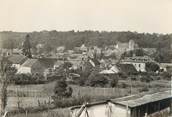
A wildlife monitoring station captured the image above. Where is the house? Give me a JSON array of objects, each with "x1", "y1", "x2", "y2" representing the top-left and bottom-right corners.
[
  {"x1": 7, "y1": 54, "x2": 27, "y2": 70},
  {"x1": 80, "y1": 58, "x2": 100, "y2": 72},
  {"x1": 69, "y1": 59, "x2": 82, "y2": 70},
  {"x1": 17, "y1": 58, "x2": 57, "y2": 76},
  {"x1": 143, "y1": 48, "x2": 157, "y2": 56},
  {"x1": 80, "y1": 44, "x2": 87, "y2": 52},
  {"x1": 53, "y1": 60, "x2": 64, "y2": 69},
  {"x1": 70, "y1": 90, "x2": 172, "y2": 117},
  {"x1": 115, "y1": 40, "x2": 137, "y2": 52},
  {"x1": 56, "y1": 46, "x2": 65, "y2": 53},
  {"x1": 99, "y1": 64, "x2": 120, "y2": 75},
  {"x1": 74, "y1": 44, "x2": 88, "y2": 53},
  {"x1": 121, "y1": 56, "x2": 155, "y2": 72}
]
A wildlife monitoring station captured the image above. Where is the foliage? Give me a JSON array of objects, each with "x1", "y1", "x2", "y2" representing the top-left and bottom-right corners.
[
  {"x1": 12, "y1": 73, "x2": 45, "y2": 84},
  {"x1": 107, "y1": 74, "x2": 119, "y2": 87},
  {"x1": 153, "y1": 49, "x2": 172, "y2": 63},
  {"x1": 160, "y1": 72, "x2": 171, "y2": 80},
  {"x1": 0, "y1": 56, "x2": 15, "y2": 115},
  {"x1": 22, "y1": 34, "x2": 32, "y2": 58},
  {"x1": 53, "y1": 79, "x2": 73, "y2": 99},
  {"x1": 1, "y1": 31, "x2": 171, "y2": 52},
  {"x1": 86, "y1": 73, "x2": 109, "y2": 87},
  {"x1": 85, "y1": 67, "x2": 118, "y2": 87},
  {"x1": 146, "y1": 62, "x2": 160, "y2": 72}
]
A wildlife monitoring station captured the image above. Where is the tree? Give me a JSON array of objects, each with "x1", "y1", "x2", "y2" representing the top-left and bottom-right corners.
[
  {"x1": 0, "y1": 55, "x2": 12, "y2": 115},
  {"x1": 53, "y1": 79, "x2": 73, "y2": 99},
  {"x1": 22, "y1": 34, "x2": 32, "y2": 58},
  {"x1": 135, "y1": 49, "x2": 144, "y2": 56},
  {"x1": 108, "y1": 74, "x2": 119, "y2": 87},
  {"x1": 85, "y1": 67, "x2": 109, "y2": 87},
  {"x1": 86, "y1": 73, "x2": 109, "y2": 87},
  {"x1": 146, "y1": 62, "x2": 159, "y2": 72}
]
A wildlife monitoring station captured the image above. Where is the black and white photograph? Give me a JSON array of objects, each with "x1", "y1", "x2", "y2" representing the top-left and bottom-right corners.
[{"x1": 0, "y1": 0, "x2": 172, "y2": 117}]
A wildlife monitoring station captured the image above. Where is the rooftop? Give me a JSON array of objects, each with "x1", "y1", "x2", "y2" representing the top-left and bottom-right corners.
[
  {"x1": 70, "y1": 90, "x2": 172, "y2": 110},
  {"x1": 8, "y1": 54, "x2": 27, "y2": 64},
  {"x1": 21, "y1": 59, "x2": 38, "y2": 67},
  {"x1": 111, "y1": 90, "x2": 172, "y2": 108},
  {"x1": 122, "y1": 56, "x2": 154, "y2": 63}
]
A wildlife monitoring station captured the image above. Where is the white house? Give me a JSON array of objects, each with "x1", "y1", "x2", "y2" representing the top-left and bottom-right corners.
[{"x1": 121, "y1": 56, "x2": 154, "y2": 72}]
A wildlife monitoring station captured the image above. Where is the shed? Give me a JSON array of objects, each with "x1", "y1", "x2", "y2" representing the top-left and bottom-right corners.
[{"x1": 70, "y1": 90, "x2": 172, "y2": 117}]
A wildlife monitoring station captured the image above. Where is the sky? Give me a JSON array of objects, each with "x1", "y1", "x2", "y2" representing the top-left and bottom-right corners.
[{"x1": 0, "y1": 0, "x2": 172, "y2": 33}]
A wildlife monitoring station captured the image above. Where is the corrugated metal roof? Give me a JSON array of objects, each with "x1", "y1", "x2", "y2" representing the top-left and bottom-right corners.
[
  {"x1": 70, "y1": 90, "x2": 172, "y2": 110},
  {"x1": 111, "y1": 90, "x2": 172, "y2": 108}
]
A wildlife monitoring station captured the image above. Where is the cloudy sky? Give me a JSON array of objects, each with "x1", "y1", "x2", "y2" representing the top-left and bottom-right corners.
[{"x1": 0, "y1": 0, "x2": 171, "y2": 33}]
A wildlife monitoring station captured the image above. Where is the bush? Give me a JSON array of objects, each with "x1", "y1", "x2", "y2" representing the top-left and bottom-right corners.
[
  {"x1": 118, "y1": 82, "x2": 128, "y2": 88},
  {"x1": 86, "y1": 74, "x2": 109, "y2": 87},
  {"x1": 107, "y1": 75, "x2": 119, "y2": 87},
  {"x1": 53, "y1": 79, "x2": 73, "y2": 99},
  {"x1": 146, "y1": 62, "x2": 160, "y2": 72},
  {"x1": 161, "y1": 72, "x2": 171, "y2": 80},
  {"x1": 12, "y1": 73, "x2": 45, "y2": 84}
]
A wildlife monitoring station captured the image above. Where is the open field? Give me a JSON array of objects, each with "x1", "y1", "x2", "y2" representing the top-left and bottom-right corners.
[{"x1": 11, "y1": 108, "x2": 70, "y2": 117}]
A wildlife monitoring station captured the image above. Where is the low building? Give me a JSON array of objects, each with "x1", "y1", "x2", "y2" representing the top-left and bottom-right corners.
[
  {"x1": 7, "y1": 54, "x2": 27, "y2": 70},
  {"x1": 17, "y1": 58, "x2": 57, "y2": 76},
  {"x1": 70, "y1": 90, "x2": 172, "y2": 117}
]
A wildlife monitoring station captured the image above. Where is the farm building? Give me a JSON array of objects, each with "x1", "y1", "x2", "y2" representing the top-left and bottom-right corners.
[
  {"x1": 121, "y1": 56, "x2": 155, "y2": 72},
  {"x1": 17, "y1": 58, "x2": 57, "y2": 75},
  {"x1": 70, "y1": 90, "x2": 172, "y2": 117}
]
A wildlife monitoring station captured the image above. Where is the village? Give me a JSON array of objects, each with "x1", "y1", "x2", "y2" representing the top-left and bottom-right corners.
[{"x1": 0, "y1": 32, "x2": 172, "y2": 117}]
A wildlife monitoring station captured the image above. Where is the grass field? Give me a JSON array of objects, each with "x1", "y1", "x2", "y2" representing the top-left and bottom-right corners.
[{"x1": 11, "y1": 108, "x2": 70, "y2": 117}]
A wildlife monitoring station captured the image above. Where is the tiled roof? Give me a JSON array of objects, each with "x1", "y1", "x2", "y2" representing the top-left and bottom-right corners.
[
  {"x1": 21, "y1": 58, "x2": 57, "y2": 68},
  {"x1": 8, "y1": 54, "x2": 27, "y2": 64},
  {"x1": 21, "y1": 59, "x2": 38, "y2": 67}
]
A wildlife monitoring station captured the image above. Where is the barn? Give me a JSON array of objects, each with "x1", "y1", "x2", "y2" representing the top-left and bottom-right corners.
[{"x1": 70, "y1": 90, "x2": 172, "y2": 117}]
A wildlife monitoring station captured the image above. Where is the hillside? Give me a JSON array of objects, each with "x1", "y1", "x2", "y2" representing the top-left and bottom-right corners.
[{"x1": 0, "y1": 31, "x2": 171, "y2": 50}]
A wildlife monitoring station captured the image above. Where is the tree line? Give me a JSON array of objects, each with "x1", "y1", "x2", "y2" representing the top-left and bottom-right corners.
[{"x1": 0, "y1": 30, "x2": 171, "y2": 51}]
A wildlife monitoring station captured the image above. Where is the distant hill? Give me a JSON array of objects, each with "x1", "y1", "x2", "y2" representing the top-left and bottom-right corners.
[{"x1": 0, "y1": 30, "x2": 171, "y2": 50}]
